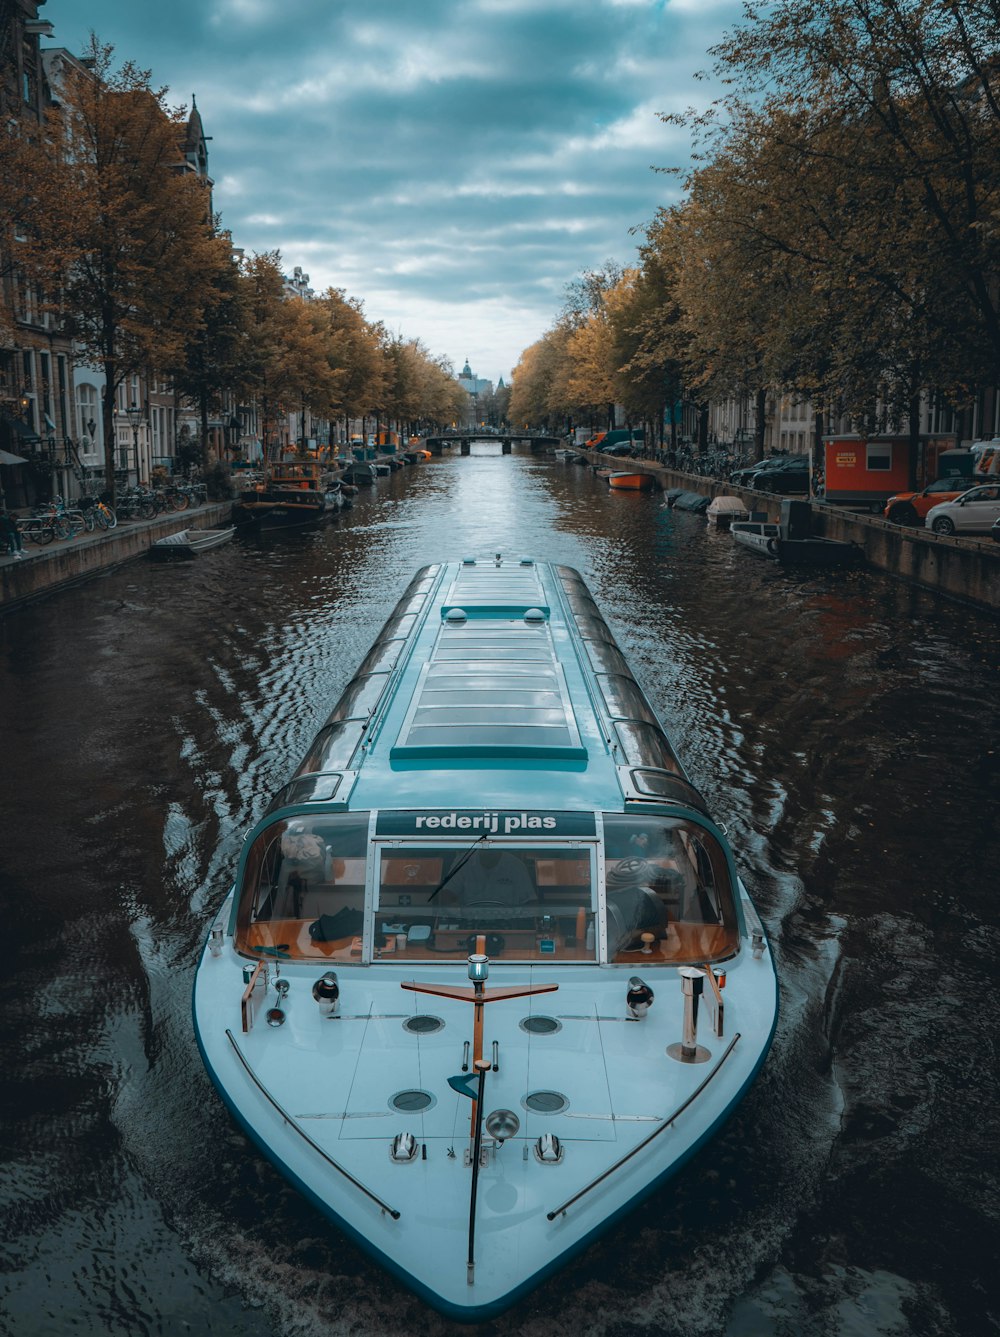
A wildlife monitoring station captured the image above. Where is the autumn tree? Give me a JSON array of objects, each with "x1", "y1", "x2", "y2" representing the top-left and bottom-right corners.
[
  {"x1": 164, "y1": 239, "x2": 248, "y2": 470},
  {"x1": 18, "y1": 39, "x2": 232, "y2": 498},
  {"x1": 677, "y1": 0, "x2": 1000, "y2": 464},
  {"x1": 310, "y1": 288, "x2": 386, "y2": 440},
  {"x1": 708, "y1": 0, "x2": 1000, "y2": 362},
  {"x1": 381, "y1": 338, "x2": 465, "y2": 434},
  {"x1": 508, "y1": 325, "x2": 576, "y2": 430},
  {"x1": 238, "y1": 252, "x2": 340, "y2": 455}
]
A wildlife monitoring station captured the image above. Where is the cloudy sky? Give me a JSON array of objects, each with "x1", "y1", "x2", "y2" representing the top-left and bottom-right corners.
[{"x1": 42, "y1": 0, "x2": 744, "y2": 385}]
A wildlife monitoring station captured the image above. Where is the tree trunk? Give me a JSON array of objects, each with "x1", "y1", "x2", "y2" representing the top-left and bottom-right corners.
[
  {"x1": 102, "y1": 366, "x2": 117, "y2": 503},
  {"x1": 908, "y1": 392, "x2": 922, "y2": 489},
  {"x1": 200, "y1": 388, "x2": 210, "y2": 474},
  {"x1": 754, "y1": 387, "x2": 767, "y2": 461}
]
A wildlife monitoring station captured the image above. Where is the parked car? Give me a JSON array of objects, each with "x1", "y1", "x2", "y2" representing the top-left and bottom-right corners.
[
  {"x1": 884, "y1": 476, "x2": 973, "y2": 525},
  {"x1": 925, "y1": 483, "x2": 1000, "y2": 535},
  {"x1": 730, "y1": 455, "x2": 789, "y2": 486},
  {"x1": 750, "y1": 457, "x2": 810, "y2": 495}
]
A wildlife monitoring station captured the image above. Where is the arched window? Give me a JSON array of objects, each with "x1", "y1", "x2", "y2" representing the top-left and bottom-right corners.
[{"x1": 76, "y1": 384, "x2": 99, "y2": 457}]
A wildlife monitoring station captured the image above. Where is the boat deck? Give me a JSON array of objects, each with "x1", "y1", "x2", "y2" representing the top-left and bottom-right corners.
[{"x1": 199, "y1": 943, "x2": 775, "y2": 1316}]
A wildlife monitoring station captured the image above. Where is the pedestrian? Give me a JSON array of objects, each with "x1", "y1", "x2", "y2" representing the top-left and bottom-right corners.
[{"x1": 1, "y1": 505, "x2": 25, "y2": 559}]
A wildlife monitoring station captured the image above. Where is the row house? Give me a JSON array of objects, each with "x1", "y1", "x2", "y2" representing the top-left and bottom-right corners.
[
  {"x1": 0, "y1": 0, "x2": 75, "y2": 508},
  {"x1": 0, "y1": 5, "x2": 229, "y2": 508},
  {"x1": 704, "y1": 385, "x2": 1000, "y2": 460}
]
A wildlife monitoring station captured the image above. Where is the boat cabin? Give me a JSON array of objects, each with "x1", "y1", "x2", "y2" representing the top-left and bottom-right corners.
[
  {"x1": 230, "y1": 557, "x2": 744, "y2": 974},
  {"x1": 233, "y1": 808, "x2": 741, "y2": 968}
]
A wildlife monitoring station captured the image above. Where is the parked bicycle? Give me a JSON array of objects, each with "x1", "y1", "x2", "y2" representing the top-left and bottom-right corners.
[
  {"x1": 116, "y1": 486, "x2": 158, "y2": 521},
  {"x1": 17, "y1": 511, "x2": 69, "y2": 544},
  {"x1": 178, "y1": 481, "x2": 207, "y2": 507},
  {"x1": 28, "y1": 499, "x2": 81, "y2": 539},
  {"x1": 48, "y1": 494, "x2": 91, "y2": 535},
  {"x1": 78, "y1": 494, "x2": 118, "y2": 530},
  {"x1": 158, "y1": 484, "x2": 190, "y2": 512}
]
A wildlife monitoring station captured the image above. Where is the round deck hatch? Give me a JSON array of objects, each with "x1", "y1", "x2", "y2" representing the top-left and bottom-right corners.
[
  {"x1": 389, "y1": 1089, "x2": 435, "y2": 1113},
  {"x1": 523, "y1": 1090, "x2": 569, "y2": 1114},
  {"x1": 519, "y1": 1015, "x2": 561, "y2": 1035},
  {"x1": 402, "y1": 1015, "x2": 445, "y2": 1035}
]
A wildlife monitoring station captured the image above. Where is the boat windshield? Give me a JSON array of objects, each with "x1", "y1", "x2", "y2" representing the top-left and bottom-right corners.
[
  {"x1": 376, "y1": 843, "x2": 595, "y2": 962},
  {"x1": 601, "y1": 813, "x2": 741, "y2": 964},
  {"x1": 232, "y1": 810, "x2": 740, "y2": 966},
  {"x1": 234, "y1": 813, "x2": 371, "y2": 962}
]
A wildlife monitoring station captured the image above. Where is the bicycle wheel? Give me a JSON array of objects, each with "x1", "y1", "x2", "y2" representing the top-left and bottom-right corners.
[
  {"x1": 93, "y1": 507, "x2": 109, "y2": 530},
  {"x1": 139, "y1": 500, "x2": 157, "y2": 520},
  {"x1": 53, "y1": 515, "x2": 73, "y2": 540},
  {"x1": 33, "y1": 525, "x2": 54, "y2": 545},
  {"x1": 174, "y1": 490, "x2": 190, "y2": 511},
  {"x1": 82, "y1": 510, "x2": 96, "y2": 532},
  {"x1": 104, "y1": 506, "x2": 118, "y2": 529},
  {"x1": 161, "y1": 493, "x2": 176, "y2": 513}
]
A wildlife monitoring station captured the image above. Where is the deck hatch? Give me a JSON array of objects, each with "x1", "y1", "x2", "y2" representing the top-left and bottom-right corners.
[
  {"x1": 391, "y1": 614, "x2": 586, "y2": 761},
  {"x1": 442, "y1": 562, "x2": 550, "y2": 618}
]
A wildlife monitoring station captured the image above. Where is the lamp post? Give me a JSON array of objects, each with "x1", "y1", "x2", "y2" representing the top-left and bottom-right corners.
[{"x1": 124, "y1": 402, "x2": 143, "y2": 483}]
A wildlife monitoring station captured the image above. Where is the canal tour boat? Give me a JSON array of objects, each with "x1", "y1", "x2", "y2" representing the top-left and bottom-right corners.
[{"x1": 193, "y1": 556, "x2": 778, "y2": 1320}]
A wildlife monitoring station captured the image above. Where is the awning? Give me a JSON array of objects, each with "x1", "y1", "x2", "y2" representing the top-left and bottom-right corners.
[
  {"x1": 0, "y1": 448, "x2": 28, "y2": 465},
  {"x1": 0, "y1": 411, "x2": 40, "y2": 445}
]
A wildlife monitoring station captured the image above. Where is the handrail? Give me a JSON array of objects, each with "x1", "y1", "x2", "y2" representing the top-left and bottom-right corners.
[
  {"x1": 225, "y1": 1029, "x2": 400, "y2": 1219},
  {"x1": 546, "y1": 1032, "x2": 741, "y2": 1221}
]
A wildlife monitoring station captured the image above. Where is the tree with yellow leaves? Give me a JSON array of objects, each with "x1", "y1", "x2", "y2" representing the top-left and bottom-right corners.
[{"x1": 16, "y1": 38, "x2": 233, "y2": 499}]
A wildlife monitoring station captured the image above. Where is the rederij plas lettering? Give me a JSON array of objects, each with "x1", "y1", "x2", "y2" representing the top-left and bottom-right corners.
[{"x1": 414, "y1": 812, "x2": 558, "y2": 834}]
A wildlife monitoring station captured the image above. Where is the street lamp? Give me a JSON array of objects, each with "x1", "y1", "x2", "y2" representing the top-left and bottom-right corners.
[{"x1": 124, "y1": 402, "x2": 143, "y2": 481}]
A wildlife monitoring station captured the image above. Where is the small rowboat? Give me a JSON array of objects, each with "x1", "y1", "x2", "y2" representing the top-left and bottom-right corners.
[
  {"x1": 150, "y1": 526, "x2": 235, "y2": 560},
  {"x1": 608, "y1": 471, "x2": 655, "y2": 491}
]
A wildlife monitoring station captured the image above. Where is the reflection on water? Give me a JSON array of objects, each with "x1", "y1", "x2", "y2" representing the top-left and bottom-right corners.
[{"x1": 1, "y1": 445, "x2": 998, "y2": 1337}]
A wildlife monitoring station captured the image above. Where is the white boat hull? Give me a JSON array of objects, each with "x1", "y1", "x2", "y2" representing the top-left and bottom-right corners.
[{"x1": 194, "y1": 896, "x2": 777, "y2": 1319}]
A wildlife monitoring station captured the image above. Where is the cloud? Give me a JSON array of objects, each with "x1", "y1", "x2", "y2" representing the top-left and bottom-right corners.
[{"x1": 43, "y1": 0, "x2": 744, "y2": 381}]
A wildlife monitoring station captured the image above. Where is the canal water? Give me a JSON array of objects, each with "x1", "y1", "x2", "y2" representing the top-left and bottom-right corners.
[{"x1": 1, "y1": 445, "x2": 997, "y2": 1337}]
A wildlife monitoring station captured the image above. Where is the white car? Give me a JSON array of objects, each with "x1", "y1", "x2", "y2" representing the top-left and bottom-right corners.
[{"x1": 925, "y1": 483, "x2": 1000, "y2": 535}]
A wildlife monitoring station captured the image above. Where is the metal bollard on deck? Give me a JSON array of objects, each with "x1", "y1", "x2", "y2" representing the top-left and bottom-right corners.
[{"x1": 666, "y1": 966, "x2": 712, "y2": 1063}]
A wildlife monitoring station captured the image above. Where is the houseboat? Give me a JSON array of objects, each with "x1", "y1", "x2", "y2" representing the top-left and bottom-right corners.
[
  {"x1": 193, "y1": 556, "x2": 778, "y2": 1320},
  {"x1": 233, "y1": 458, "x2": 342, "y2": 531}
]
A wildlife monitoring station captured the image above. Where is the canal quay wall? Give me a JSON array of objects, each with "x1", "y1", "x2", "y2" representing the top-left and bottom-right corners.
[
  {"x1": 0, "y1": 501, "x2": 234, "y2": 614},
  {"x1": 585, "y1": 450, "x2": 1000, "y2": 612}
]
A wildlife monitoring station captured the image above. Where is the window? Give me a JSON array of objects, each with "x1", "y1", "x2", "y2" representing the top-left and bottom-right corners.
[
  {"x1": 602, "y1": 814, "x2": 740, "y2": 965},
  {"x1": 376, "y1": 842, "x2": 595, "y2": 962},
  {"x1": 234, "y1": 814, "x2": 370, "y2": 962},
  {"x1": 867, "y1": 442, "x2": 892, "y2": 471}
]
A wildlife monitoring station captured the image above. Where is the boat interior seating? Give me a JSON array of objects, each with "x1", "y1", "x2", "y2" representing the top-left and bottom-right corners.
[{"x1": 235, "y1": 815, "x2": 741, "y2": 965}]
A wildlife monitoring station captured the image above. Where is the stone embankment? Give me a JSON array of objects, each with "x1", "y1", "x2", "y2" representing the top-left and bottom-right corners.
[
  {"x1": 585, "y1": 451, "x2": 1000, "y2": 611},
  {"x1": 1, "y1": 501, "x2": 234, "y2": 613}
]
